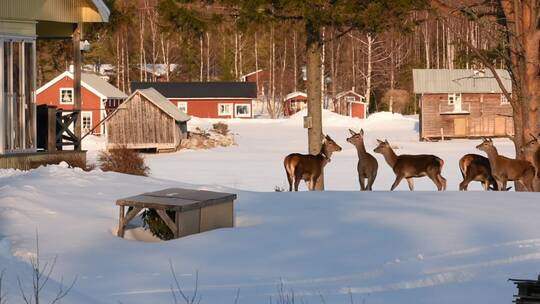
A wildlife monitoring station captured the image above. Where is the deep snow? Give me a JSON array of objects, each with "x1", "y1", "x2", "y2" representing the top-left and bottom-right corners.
[{"x1": 0, "y1": 111, "x2": 537, "y2": 304}]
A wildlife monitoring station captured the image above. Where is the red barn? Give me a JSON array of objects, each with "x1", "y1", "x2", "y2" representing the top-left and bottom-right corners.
[
  {"x1": 36, "y1": 71, "x2": 128, "y2": 135},
  {"x1": 131, "y1": 82, "x2": 257, "y2": 119},
  {"x1": 283, "y1": 91, "x2": 307, "y2": 116},
  {"x1": 333, "y1": 90, "x2": 367, "y2": 119}
]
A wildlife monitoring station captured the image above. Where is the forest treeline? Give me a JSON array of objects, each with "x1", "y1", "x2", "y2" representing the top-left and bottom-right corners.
[{"x1": 36, "y1": 0, "x2": 500, "y2": 115}]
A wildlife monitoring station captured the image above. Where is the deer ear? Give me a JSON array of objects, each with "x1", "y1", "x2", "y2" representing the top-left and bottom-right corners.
[
  {"x1": 349, "y1": 129, "x2": 356, "y2": 136},
  {"x1": 360, "y1": 129, "x2": 364, "y2": 136},
  {"x1": 325, "y1": 134, "x2": 331, "y2": 140},
  {"x1": 385, "y1": 139, "x2": 389, "y2": 144},
  {"x1": 376, "y1": 139, "x2": 383, "y2": 144}
]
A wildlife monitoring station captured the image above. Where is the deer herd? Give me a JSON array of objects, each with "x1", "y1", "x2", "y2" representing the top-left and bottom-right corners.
[{"x1": 284, "y1": 130, "x2": 540, "y2": 192}]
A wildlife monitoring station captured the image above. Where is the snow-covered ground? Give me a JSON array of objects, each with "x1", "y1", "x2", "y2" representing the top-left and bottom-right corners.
[{"x1": 1, "y1": 111, "x2": 537, "y2": 304}]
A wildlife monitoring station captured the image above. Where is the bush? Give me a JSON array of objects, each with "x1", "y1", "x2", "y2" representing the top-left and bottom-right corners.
[
  {"x1": 30, "y1": 154, "x2": 94, "y2": 171},
  {"x1": 141, "y1": 209, "x2": 175, "y2": 240},
  {"x1": 98, "y1": 146, "x2": 149, "y2": 176},
  {"x1": 212, "y1": 122, "x2": 229, "y2": 135}
]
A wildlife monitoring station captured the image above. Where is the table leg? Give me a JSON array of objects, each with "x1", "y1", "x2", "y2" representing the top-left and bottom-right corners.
[{"x1": 117, "y1": 205, "x2": 125, "y2": 237}]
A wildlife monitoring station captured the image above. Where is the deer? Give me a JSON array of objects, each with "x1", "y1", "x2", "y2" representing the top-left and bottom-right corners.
[
  {"x1": 459, "y1": 154, "x2": 499, "y2": 191},
  {"x1": 476, "y1": 137, "x2": 535, "y2": 191},
  {"x1": 284, "y1": 134, "x2": 342, "y2": 191},
  {"x1": 346, "y1": 129, "x2": 378, "y2": 190},
  {"x1": 520, "y1": 133, "x2": 540, "y2": 179},
  {"x1": 373, "y1": 139, "x2": 446, "y2": 191}
]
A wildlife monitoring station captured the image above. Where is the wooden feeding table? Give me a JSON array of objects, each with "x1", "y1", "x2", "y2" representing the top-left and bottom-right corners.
[
  {"x1": 116, "y1": 188, "x2": 236, "y2": 239},
  {"x1": 510, "y1": 275, "x2": 540, "y2": 303}
]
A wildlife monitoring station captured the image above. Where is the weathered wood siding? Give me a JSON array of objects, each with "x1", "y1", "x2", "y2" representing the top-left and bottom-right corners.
[
  {"x1": 107, "y1": 93, "x2": 181, "y2": 150},
  {"x1": 0, "y1": 150, "x2": 86, "y2": 170},
  {"x1": 420, "y1": 93, "x2": 514, "y2": 140}
]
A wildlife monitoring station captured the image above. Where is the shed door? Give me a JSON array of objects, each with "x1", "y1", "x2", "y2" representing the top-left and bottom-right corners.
[
  {"x1": 454, "y1": 118, "x2": 467, "y2": 137},
  {"x1": 494, "y1": 117, "x2": 507, "y2": 135}
]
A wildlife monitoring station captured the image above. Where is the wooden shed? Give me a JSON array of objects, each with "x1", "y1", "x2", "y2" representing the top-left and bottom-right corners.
[
  {"x1": 283, "y1": 91, "x2": 307, "y2": 116},
  {"x1": 413, "y1": 69, "x2": 513, "y2": 141},
  {"x1": 106, "y1": 88, "x2": 190, "y2": 152},
  {"x1": 332, "y1": 90, "x2": 367, "y2": 119}
]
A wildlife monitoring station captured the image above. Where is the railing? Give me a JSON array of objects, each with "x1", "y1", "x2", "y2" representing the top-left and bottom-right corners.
[{"x1": 439, "y1": 102, "x2": 471, "y2": 114}]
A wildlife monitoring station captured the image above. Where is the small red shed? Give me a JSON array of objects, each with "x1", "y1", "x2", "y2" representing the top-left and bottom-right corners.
[
  {"x1": 131, "y1": 82, "x2": 257, "y2": 119},
  {"x1": 283, "y1": 91, "x2": 307, "y2": 116},
  {"x1": 36, "y1": 71, "x2": 128, "y2": 135},
  {"x1": 333, "y1": 90, "x2": 367, "y2": 119}
]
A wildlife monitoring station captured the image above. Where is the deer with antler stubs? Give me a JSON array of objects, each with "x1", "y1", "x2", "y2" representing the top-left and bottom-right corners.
[
  {"x1": 284, "y1": 134, "x2": 342, "y2": 191},
  {"x1": 347, "y1": 129, "x2": 378, "y2": 191},
  {"x1": 476, "y1": 137, "x2": 535, "y2": 191},
  {"x1": 373, "y1": 139, "x2": 447, "y2": 191}
]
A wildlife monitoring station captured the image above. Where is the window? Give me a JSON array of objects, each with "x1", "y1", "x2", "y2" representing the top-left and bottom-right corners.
[
  {"x1": 448, "y1": 93, "x2": 461, "y2": 105},
  {"x1": 345, "y1": 96, "x2": 356, "y2": 103},
  {"x1": 218, "y1": 103, "x2": 232, "y2": 116},
  {"x1": 501, "y1": 94, "x2": 510, "y2": 104},
  {"x1": 81, "y1": 112, "x2": 92, "y2": 133},
  {"x1": 177, "y1": 101, "x2": 188, "y2": 113},
  {"x1": 235, "y1": 104, "x2": 251, "y2": 118},
  {"x1": 60, "y1": 88, "x2": 73, "y2": 104}
]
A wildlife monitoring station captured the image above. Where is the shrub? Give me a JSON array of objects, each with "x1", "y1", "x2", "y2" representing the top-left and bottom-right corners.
[
  {"x1": 29, "y1": 153, "x2": 94, "y2": 171},
  {"x1": 141, "y1": 209, "x2": 175, "y2": 240},
  {"x1": 212, "y1": 122, "x2": 229, "y2": 135},
  {"x1": 98, "y1": 146, "x2": 149, "y2": 176}
]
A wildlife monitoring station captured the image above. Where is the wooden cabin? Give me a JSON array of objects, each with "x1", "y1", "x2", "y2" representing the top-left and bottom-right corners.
[
  {"x1": 413, "y1": 69, "x2": 513, "y2": 141},
  {"x1": 0, "y1": 0, "x2": 109, "y2": 169},
  {"x1": 332, "y1": 90, "x2": 367, "y2": 119},
  {"x1": 37, "y1": 71, "x2": 128, "y2": 135},
  {"x1": 106, "y1": 88, "x2": 190, "y2": 152},
  {"x1": 283, "y1": 91, "x2": 307, "y2": 116},
  {"x1": 131, "y1": 82, "x2": 257, "y2": 119}
]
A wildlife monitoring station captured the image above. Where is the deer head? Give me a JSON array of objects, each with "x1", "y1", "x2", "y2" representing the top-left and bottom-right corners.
[
  {"x1": 346, "y1": 129, "x2": 365, "y2": 146},
  {"x1": 322, "y1": 134, "x2": 342, "y2": 159},
  {"x1": 475, "y1": 137, "x2": 495, "y2": 153},
  {"x1": 520, "y1": 133, "x2": 540, "y2": 153},
  {"x1": 373, "y1": 139, "x2": 391, "y2": 154}
]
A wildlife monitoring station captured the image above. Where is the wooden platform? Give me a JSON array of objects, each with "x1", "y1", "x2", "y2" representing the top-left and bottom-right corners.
[
  {"x1": 0, "y1": 150, "x2": 87, "y2": 170},
  {"x1": 116, "y1": 188, "x2": 236, "y2": 239}
]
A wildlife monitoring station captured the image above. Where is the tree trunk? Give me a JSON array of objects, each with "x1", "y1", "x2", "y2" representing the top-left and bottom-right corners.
[{"x1": 306, "y1": 20, "x2": 323, "y2": 190}]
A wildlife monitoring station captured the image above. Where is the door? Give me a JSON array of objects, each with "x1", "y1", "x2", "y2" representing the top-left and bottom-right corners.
[
  {"x1": 494, "y1": 117, "x2": 506, "y2": 135},
  {"x1": 454, "y1": 118, "x2": 467, "y2": 137}
]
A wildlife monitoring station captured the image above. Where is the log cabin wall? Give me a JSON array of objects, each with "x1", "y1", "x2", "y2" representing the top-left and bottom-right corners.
[
  {"x1": 420, "y1": 93, "x2": 513, "y2": 140},
  {"x1": 107, "y1": 93, "x2": 180, "y2": 150}
]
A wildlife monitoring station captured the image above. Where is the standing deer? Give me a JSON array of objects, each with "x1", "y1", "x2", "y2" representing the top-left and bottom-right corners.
[
  {"x1": 520, "y1": 133, "x2": 540, "y2": 179},
  {"x1": 373, "y1": 139, "x2": 446, "y2": 191},
  {"x1": 346, "y1": 129, "x2": 378, "y2": 190},
  {"x1": 476, "y1": 138, "x2": 535, "y2": 191},
  {"x1": 459, "y1": 154, "x2": 498, "y2": 191},
  {"x1": 284, "y1": 134, "x2": 342, "y2": 191}
]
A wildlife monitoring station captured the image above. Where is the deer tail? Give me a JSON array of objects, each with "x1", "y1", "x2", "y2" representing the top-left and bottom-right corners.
[{"x1": 437, "y1": 157, "x2": 445, "y2": 170}]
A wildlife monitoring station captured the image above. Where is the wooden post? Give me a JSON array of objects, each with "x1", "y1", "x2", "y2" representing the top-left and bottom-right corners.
[
  {"x1": 47, "y1": 107, "x2": 56, "y2": 151},
  {"x1": 306, "y1": 22, "x2": 324, "y2": 190},
  {"x1": 117, "y1": 205, "x2": 125, "y2": 237},
  {"x1": 73, "y1": 23, "x2": 82, "y2": 150}
]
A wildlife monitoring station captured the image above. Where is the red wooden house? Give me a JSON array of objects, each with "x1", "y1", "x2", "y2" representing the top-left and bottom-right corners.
[
  {"x1": 283, "y1": 91, "x2": 307, "y2": 116},
  {"x1": 131, "y1": 82, "x2": 257, "y2": 119},
  {"x1": 332, "y1": 90, "x2": 367, "y2": 119},
  {"x1": 36, "y1": 71, "x2": 128, "y2": 135}
]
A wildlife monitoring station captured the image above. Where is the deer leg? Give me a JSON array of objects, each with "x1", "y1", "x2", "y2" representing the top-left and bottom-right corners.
[
  {"x1": 438, "y1": 174, "x2": 447, "y2": 191},
  {"x1": 367, "y1": 171, "x2": 377, "y2": 191},
  {"x1": 406, "y1": 178, "x2": 414, "y2": 191},
  {"x1": 309, "y1": 176, "x2": 318, "y2": 191},
  {"x1": 286, "y1": 172, "x2": 293, "y2": 192},
  {"x1": 482, "y1": 180, "x2": 489, "y2": 191},
  {"x1": 427, "y1": 171, "x2": 443, "y2": 191},
  {"x1": 390, "y1": 175, "x2": 404, "y2": 191},
  {"x1": 459, "y1": 174, "x2": 474, "y2": 191}
]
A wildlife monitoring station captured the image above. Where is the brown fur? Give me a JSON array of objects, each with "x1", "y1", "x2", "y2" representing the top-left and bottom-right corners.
[
  {"x1": 373, "y1": 139, "x2": 446, "y2": 191},
  {"x1": 476, "y1": 138, "x2": 535, "y2": 191},
  {"x1": 347, "y1": 129, "x2": 378, "y2": 191},
  {"x1": 459, "y1": 154, "x2": 498, "y2": 191},
  {"x1": 284, "y1": 135, "x2": 342, "y2": 191}
]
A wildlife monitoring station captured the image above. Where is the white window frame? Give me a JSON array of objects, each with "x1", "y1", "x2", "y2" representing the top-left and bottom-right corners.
[
  {"x1": 59, "y1": 87, "x2": 74, "y2": 104},
  {"x1": 218, "y1": 103, "x2": 233, "y2": 116},
  {"x1": 81, "y1": 111, "x2": 92, "y2": 133},
  {"x1": 501, "y1": 94, "x2": 510, "y2": 105},
  {"x1": 177, "y1": 101, "x2": 188, "y2": 113},
  {"x1": 448, "y1": 93, "x2": 461, "y2": 105},
  {"x1": 234, "y1": 104, "x2": 251, "y2": 118}
]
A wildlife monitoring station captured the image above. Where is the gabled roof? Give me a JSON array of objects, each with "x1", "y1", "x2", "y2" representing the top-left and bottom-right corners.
[
  {"x1": 131, "y1": 88, "x2": 190, "y2": 122},
  {"x1": 335, "y1": 90, "x2": 365, "y2": 102},
  {"x1": 412, "y1": 69, "x2": 512, "y2": 94},
  {"x1": 240, "y1": 69, "x2": 263, "y2": 81},
  {"x1": 285, "y1": 91, "x2": 307, "y2": 101},
  {"x1": 131, "y1": 82, "x2": 257, "y2": 99},
  {"x1": 36, "y1": 71, "x2": 128, "y2": 99}
]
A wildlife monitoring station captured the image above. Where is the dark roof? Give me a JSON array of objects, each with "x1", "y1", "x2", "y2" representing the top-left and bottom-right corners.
[{"x1": 130, "y1": 82, "x2": 257, "y2": 99}]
